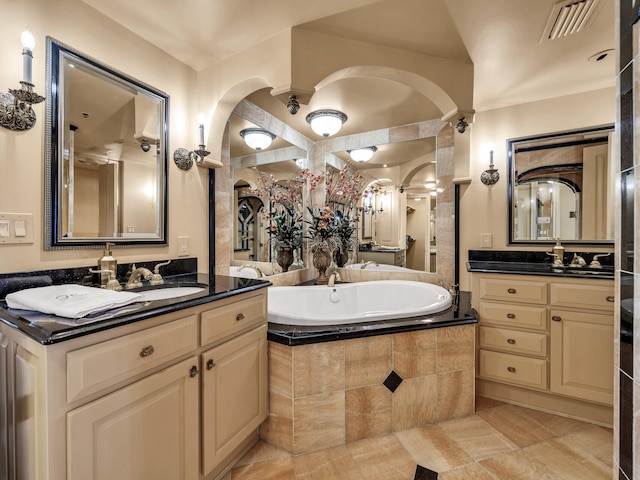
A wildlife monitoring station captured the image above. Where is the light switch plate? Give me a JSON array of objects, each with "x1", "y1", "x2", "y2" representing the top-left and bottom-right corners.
[
  {"x1": 481, "y1": 233, "x2": 492, "y2": 248},
  {"x1": 0, "y1": 213, "x2": 34, "y2": 244},
  {"x1": 178, "y1": 236, "x2": 190, "y2": 257}
]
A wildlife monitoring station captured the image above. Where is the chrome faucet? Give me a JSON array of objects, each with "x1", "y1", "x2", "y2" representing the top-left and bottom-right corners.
[
  {"x1": 238, "y1": 265, "x2": 264, "y2": 277},
  {"x1": 126, "y1": 264, "x2": 153, "y2": 289}
]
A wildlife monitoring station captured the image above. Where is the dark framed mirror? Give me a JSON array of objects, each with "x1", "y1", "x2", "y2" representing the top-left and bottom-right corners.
[
  {"x1": 507, "y1": 124, "x2": 615, "y2": 245},
  {"x1": 44, "y1": 38, "x2": 169, "y2": 249}
]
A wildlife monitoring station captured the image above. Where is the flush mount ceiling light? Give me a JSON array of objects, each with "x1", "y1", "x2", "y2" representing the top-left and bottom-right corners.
[
  {"x1": 348, "y1": 146, "x2": 377, "y2": 163},
  {"x1": 240, "y1": 128, "x2": 276, "y2": 150},
  {"x1": 305, "y1": 109, "x2": 347, "y2": 137}
]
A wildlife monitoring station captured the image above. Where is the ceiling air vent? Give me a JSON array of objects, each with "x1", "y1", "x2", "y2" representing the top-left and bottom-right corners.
[{"x1": 540, "y1": 0, "x2": 602, "y2": 42}]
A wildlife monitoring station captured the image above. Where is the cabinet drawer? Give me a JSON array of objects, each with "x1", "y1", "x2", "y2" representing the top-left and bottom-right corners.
[
  {"x1": 549, "y1": 282, "x2": 615, "y2": 311},
  {"x1": 200, "y1": 292, "x2": 266, "y2": 346},
  {"x1": 67, "y1": 315, "x2": 198, "y2": 403},
  {"x1": 478, "y1": 301, "x2": 547, "y2": 330},
  {"x1": 479, "y1": 349, "x2": 547, "y2": 389},
  {"x1": 479, "y1": 326, "x2": 547, "y2": 357},
  {"x1": 479, "y1": 277, "x2": 547, "y2": 304}
]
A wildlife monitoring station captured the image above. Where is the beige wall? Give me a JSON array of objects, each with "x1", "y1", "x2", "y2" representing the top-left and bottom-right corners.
[
  {"x1": 458, "y1": 87, "x2": 616, "y2": 291},
  {"x1": 0, "y1": 0, "x2": 209, "y2": 274}
]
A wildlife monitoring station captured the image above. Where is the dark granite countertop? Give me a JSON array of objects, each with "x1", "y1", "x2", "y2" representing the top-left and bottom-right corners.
[
  {"x1": 0, "y1": 273, "x2": 271, "y2": 344},
  {"x1": 466, "y1": 250, "x2": 614, "y2": 280},
  {"x1": 267, "y1": 291, "x2": 477, "y2": 346}
]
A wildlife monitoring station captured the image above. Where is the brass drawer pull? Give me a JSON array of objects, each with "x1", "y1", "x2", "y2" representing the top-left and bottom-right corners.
[
  {"x1": 507, "y1": 288, "x2": 517, "y2": 294},
  {"x1": 206, "y1": 359, "x2": 215, "y2": 370},
  {"x1": 506, "y1": 313, "x2": 516, "y2": 319},
  {"x1": 190, "y1": 365, "x2": 199, "y2": 378},
  {"x1": 236, "y1": 313, "x2": 245, "y2": 321},
  {"x1": 507, "y1": 366, "x2": 516, "y2": 373},
  {"x1": 606, "y1": 296, "x2": 614, "y2": 303},
  {"x1": 507, "y1": 338, "x2": 516, "y2": 345},
  {"x1": 139, "y1": 345, "x2": 155, "y2": 358},
  {"x1": 551, "y1": 315, "x2": 562, "y2": 322}
]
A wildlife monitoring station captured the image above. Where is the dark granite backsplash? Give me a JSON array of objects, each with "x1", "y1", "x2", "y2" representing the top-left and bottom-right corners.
[
  {"x1": 468, "y1": 249, "x2": 614, "y2": 268},
  {"x1": 0, "y1": 257, "x2": 198, "y2": 299}
]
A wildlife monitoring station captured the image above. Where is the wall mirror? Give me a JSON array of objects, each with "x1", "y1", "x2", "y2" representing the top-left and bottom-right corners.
[
  {"x1": 44, "y1": 38, "x2": 169, "y2": 249},
  {"x1": 507, "y1": 124, "x2": 615, "y2": 244},
  {"x1": 230, "y1": 114, "x2": 307, "y2": 274}
]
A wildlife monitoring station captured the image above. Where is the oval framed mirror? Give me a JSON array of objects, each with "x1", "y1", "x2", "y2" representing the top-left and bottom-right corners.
[{"x1": 44, "y1": 38, "x2": 169, "y2": 249}]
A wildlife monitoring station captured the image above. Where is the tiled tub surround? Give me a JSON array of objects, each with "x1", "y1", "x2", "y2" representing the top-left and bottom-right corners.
[{"x1": 260, "y1": 322, "x2": 476, "y2": 455}]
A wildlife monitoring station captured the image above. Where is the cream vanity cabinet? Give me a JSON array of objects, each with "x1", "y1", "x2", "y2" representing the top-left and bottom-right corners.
[
  {"x1": 0, "y1": 288, "x2": 268, "y2": 480},
  {"x1": 473, "y1": 273, "x2": 614, "y2": 424}
]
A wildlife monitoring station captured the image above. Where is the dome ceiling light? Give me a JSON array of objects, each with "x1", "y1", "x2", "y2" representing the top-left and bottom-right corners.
[
  {"x1": 305, "y1": 109, "x2": 347, "y2": 137},
  {"x1": 348, "y1": 146, "x2": 377, "y2": 163},
  {"x1": 239, "y1": 128, "x2": 276, "y2": 151}
]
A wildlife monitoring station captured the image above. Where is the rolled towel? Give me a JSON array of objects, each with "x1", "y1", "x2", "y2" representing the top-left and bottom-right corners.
[{"x1": 6, "y1": 285, "x2": 142, "y2": 319}]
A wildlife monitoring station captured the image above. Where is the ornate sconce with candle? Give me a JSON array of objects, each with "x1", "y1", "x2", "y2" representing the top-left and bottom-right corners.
[
  {"x1": 0, "y1": 29, "x2": 45, "y2": 131},
  {"x1": 173, "y1": 118, "x2": 212, "y2": 170}
]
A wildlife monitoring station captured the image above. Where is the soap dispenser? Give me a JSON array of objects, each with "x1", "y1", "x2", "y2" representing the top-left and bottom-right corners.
[
  {"x1": 552, "y1": 238, "x2": 565, "y2": 265},
  {"x1": 97, "y1": 243, "x2": 117, "y2": 287}
]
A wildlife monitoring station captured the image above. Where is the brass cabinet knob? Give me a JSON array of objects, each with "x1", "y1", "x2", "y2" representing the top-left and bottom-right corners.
[
  {"x1": 606, "y1": 296, "x2": 614, "y2": 303},
  {"x1": 206, "y1": 359, "x2": 215, "y2": 370},
  {"x1": 139, "y1": 345, "x2": 155, "y2": 358},
  {"x1": 507, "y1": 288, "x2": 517, "y2": 294},
  {"x1": 551, "y1": 315, "x2": 562, "y2": 322},
  {"x1": 236, "y1": 313, "x2": 245, "y2": 321},
  {"x1": 190, "y1": 365, "x2": 199, "y2": 378},
  {"x1": 507, "y1": 313, "x2": 516, "y2": 319},
  {"x1": 507, "y1": 366, "x2": 516, "y2": 373},
  {"x1": 507, "y1": 338, "x2": 516, "y2": 344}
]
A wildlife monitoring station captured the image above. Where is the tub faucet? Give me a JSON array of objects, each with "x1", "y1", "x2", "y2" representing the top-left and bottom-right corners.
[
  {"x1": 328, "y1": 272, "x2": 338, "y2": 288},
  {"x1": 239, "y1": 265, "x2": 264, "y2": 277},
  {"x1": 361, "y1": 261, "x2": 379, "y2": 269},
  {"x1": 126, "y1": 265, "x2": 153, "y2": 289}
]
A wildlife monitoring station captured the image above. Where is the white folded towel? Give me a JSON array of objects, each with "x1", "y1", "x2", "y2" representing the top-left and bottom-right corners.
[{"x1": 5, "y1": 285, "x2": 142, "y2": 319}]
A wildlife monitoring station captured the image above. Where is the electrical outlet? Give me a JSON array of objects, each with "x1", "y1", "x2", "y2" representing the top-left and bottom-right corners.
[
  {"x1": 178, "y1": 236, "x2": 190, "y2": 257},
  {"x1": 481, "y1": 233, "x2": 492, "y2": 248}
]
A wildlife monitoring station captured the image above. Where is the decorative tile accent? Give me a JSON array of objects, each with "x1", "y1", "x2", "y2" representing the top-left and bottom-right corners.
[
  {"x1": 414, "y1": 464, "x2": 438, "y2": 480},
  {"x1": 383, "y1": 370, "x2": 403, "y2": 393}
]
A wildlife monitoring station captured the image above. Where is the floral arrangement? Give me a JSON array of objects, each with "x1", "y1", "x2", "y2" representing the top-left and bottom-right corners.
[{"x1": 250, "y1": 171, "x2": 304, "y2": 250}]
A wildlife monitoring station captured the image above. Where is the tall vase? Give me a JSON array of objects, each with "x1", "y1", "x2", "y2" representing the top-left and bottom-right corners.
[
  {"x1": 312, "y1": 245, "x2": 332, "y2": 284},
  {"x1": 276, "y1": 245, "x2": 294, "y2": 272}
]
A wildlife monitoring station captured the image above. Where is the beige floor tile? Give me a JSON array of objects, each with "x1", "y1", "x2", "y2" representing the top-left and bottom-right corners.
[
  {"x1": 556, "y1": 425, "x2": 614, "y2": 468},
  {"x1": 438, "y1": 415, "x2": 518, "y2": 461},
  {"x1": 519, "y1": 407, "x2": 593, "y2": 437},
  {"x1": 475, "y1": 395, "x2": 506, "y2": 412},
  {"x1": 293, "y1": 391, "x2": 345, "y2": 454},
  {"x1": 231, "y1": 456, "x2": 296, "y2": 480},
  {"x1": 438, "y1": 463, "x2": 496, "y2": 480},
  {"x1": 395, "y1": 424, "x2": 473, "y2": 472},
  {"x1": 293, "y1": 445, "x2": 362, "y2": 480},
  {"x1": 344, "y1": 336, "x2": 392, "y2": 389},
  {"x1": 477, "y1": 403, "x2": 557, "y2": 448},
  {"x1": 345, "y1": 385, "x2": 392, "y2": 442},
  {"x1": 479, "y1": 450, "x2": 561, "y2": 480},
  {"x1": 525, "y1": 438, "x2": 612, "y2": 480},
  {"x1": 393, "y1": 375, "x2": 438, "y2": 431},
  {"x1": 346, "y1": 434, "x2": 417, "y2": 480},
  {"x1": 234, "y1": 440, "x2": 290, "y2": 467}
]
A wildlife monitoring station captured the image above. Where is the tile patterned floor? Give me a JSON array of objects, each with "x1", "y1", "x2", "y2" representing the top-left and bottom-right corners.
[{"x1": 222, "y1": 397, "x2": 613, "y2": 480}]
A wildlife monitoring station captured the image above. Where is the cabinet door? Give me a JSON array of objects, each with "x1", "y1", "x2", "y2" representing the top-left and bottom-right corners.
[
  {"x1": 202, "y1": 325, "x2": 267, "y2": 476},
  {"x1": 550, "y1": 309, "x2": 614, "y2": 405},
  {"x1": 67, "y1": 356, "x2": 199, "y2": 480}
]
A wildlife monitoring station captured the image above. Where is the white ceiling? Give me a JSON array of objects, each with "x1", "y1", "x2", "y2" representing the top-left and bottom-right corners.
[{"x1": 81, "y1": 0, "x2": 616, "y2": 191}]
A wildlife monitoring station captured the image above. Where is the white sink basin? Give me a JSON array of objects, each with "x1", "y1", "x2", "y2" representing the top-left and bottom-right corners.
[{"x1": 135, "y1": 286, "x2": 206, "y2": 301}]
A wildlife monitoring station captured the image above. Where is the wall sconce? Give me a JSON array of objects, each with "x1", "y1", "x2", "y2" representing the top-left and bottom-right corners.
[
  {"x1": 480, "y1": 150, "x2": 500, "y2": 185},
  {"x1": 173, "y1": 123, "x2": 211, "y2": 171},
  {"x1": 0, "y1": 30, "x2": 45, "y2": 131},
  {"x1": 306, "y1": 109, "x2": 347, "y2": 137},
  {"x1": 240, "y1": 128, "x2": 275, "y2": 150},
  {"x1": 348, "y1": 146, "x2": 377, "y2": 163},
  {"x1": 455, "y1": 117, "x2": 468, "y2": 133}
]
